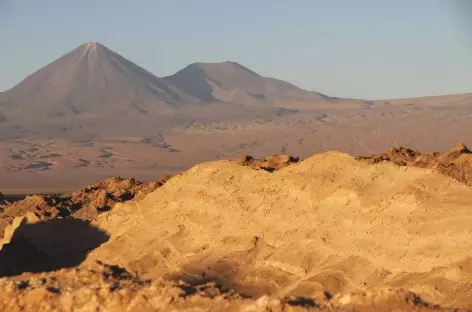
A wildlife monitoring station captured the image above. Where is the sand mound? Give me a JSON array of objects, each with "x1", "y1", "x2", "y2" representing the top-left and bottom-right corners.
[
  {"x1": 0, "y1": 175, "x2": 171, "y2": 236},
  {"x1": 0, "y1": 261, "x2": 451, "y2": 312},
  {"x1": 81, "y1": 151, "x2": 472, "y2": 308},
  {"x1": 236, "y1": 154, "x2": 299, "y2": 172},
  {"x1": 357, "y1": 143, "x2": 472, "y2": 186}
]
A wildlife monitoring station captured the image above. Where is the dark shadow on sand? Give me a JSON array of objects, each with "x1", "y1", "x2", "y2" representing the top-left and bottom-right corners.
[{"x1": 0, "y1": 218, "x2": 109, "y2": 277}]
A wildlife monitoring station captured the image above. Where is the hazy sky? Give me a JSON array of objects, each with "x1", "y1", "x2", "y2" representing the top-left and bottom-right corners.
[{"x1": 1, "y1": 0, "x2": 471, "y2": 99}]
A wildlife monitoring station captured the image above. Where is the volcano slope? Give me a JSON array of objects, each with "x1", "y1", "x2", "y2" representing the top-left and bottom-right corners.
[{"x1": 80, "y1": 151, "x2": 472, "y2": 309}]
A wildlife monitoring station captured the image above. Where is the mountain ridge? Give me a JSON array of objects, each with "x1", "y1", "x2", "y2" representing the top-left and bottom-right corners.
[
  {"x1": 0, "y1": 42, "x2": 348, "y2": 140},
  {"x1": 1, "y1": 41, "x2": 471, "y2": 143},
  {"x1": 164, "y1": 60, "x2": 332, "y2": 106},
  {"x1": 2, "y1": 42, "x2": 471, "y2": 109},
  {"x1": 1, "y1": 42, "x2": 335, "y2": 110}
]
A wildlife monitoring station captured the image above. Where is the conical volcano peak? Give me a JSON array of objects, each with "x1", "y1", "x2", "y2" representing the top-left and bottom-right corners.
[
  {"x1": 83, "y1": 42, "x2": 103, "y2": 49},
  {"x1": 80, "y1": 42, "x2": 105, "y2": 54},
  {"x1": 1, "y1": 41, "x2": 199, "y2": 121}
]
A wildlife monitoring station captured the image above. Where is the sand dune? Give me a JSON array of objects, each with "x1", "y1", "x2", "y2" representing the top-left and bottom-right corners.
[
  {"x1": 1, "y1": 150, "x2": 472, "y2": 310},
  {"x1": 75, "y1": 151, "x2": 472, "y2": 308}
]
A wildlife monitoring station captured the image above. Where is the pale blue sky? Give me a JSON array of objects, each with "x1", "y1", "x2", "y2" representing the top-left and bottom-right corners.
[{"x1": 1, "y1": 0, "x2": 471, "y2": 99}]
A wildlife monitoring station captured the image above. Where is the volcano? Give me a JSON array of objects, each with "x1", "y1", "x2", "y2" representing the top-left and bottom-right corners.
[
  {"x1": 1, "y1": 43, "x2": 201, "y2": 121},
  {"x1": 164, "y1": 61, "x2": 332, "y2": 106}
]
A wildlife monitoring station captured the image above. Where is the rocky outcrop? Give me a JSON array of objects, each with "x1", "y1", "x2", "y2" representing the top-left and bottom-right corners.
[
  {"x1": 0, "y1": 175, "x2": 171, "y2": 236},
  {"x1": 357, "y1": 143, "x2": 472, "y2": 186},
  {"x1": 236, "y1": 154, "x2": 299, "y2": 172},
  {"x1": 0, "y1": 261, "x2": 452, "y2": 312},
  {"x1": 0, "y1": 193, "x2": 8, "y2": 210}
]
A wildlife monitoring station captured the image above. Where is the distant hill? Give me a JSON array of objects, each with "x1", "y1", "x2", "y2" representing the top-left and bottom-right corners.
[{"x1": 164, "y1": 61, "x2": 332, "y2": 106}]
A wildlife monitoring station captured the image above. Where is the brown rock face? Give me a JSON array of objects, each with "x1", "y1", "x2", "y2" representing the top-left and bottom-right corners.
[
  {"x1": 356, "y1": 146, "x2": 422, "y2": 166},
  {"x1": 0, "y1": 175, "x2": 172, "y2": 236},
  {"x1": 357, "y1": 143, "x2": 472, "y2": 186},
  {"x1": 0, "y1": 193, "x2": 7, "y2": 210},
  {"x1": 236, "y1": 154, "x2": 300, "y2": 172}
]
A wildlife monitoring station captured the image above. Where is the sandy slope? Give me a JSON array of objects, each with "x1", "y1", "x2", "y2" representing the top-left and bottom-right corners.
[{"x1": 83, "y1": 152, "x2": 472, "y2": 308}]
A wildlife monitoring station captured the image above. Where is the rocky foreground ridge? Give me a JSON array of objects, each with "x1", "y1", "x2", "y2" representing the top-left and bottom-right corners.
[
  {"x1": 1, "y1": 148, "x2": 472, "y2": 311},
  {"x1": 0, "y1": 262, "x2": 452, "y2": 312}
]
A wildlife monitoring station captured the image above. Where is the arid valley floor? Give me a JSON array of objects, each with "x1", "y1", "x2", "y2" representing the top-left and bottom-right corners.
[{"x1": 2, "y1": 96, "x2": 472, "y2": 193}]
